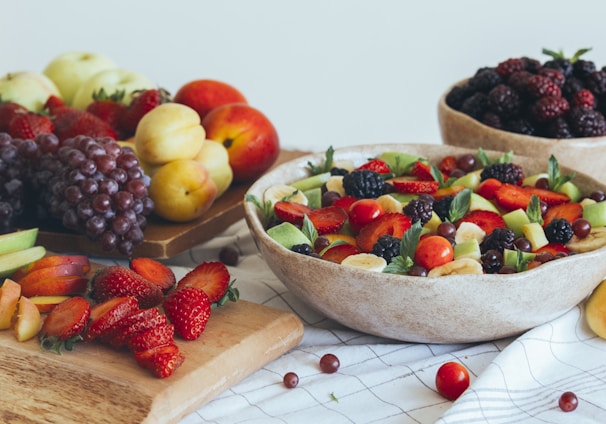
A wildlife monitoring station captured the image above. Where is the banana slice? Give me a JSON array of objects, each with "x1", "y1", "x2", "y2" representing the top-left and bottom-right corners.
[
  {"x1": 376, "y1": 194, "x2": 403, "y2": 213},
  {"x1": 263, "y1": 184, "x2": 308, "y2": 206},
  {"x1": 566, "y1": 226, "x2": 606, "y2": 253},
  {"x1": 454, "y1": 221, "x2": 486, "y2": 245},
  {"x1": 325, "y1": 175, "x2": 346, "y2": 197},
  {"x1": 333, "y1": 159, "x2": 355, "y2": 173},
  {"x1": 427, "y1": 257, "x2": 483, "y2": 277},
  {"x1": 341, "y1": 253, "x2": 387, "y2": 272}
]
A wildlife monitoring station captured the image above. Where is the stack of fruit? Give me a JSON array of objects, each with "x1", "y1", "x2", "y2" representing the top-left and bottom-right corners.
[{"x1": 0, "y1": 51, "x2": 280, "y2": 249}]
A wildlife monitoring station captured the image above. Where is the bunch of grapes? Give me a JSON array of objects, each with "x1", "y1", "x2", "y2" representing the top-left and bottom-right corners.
[
  {"x1": 0, "y1": 133, "x2": 31, "y2": 232},
  {"x1": 0, "y1": 132, "x2": 154, "y2": 256}
]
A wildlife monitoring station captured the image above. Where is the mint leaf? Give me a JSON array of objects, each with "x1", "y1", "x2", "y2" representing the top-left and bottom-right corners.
[
  {"x1": 477, "y1": 148, "x2": 513, "y2": 166},
  {"x1": 245, "y1": 194, "x2": 274, "y2": 227},
  {"x1": 547, "y1": 154, "x2": 575, "y2": 192},
  {"x1": 301, "y1": 214, "x2": 318, "y2": 245},
  {"x1": 383, "y1": 221, "x2": 422, "y2": 275},
  {"x1": 308, "y1": 146, "x2": 334, "y2": 175},
  {"x1": 448, "y1": 188, "x2": 471, "y2": 223},
  {"x1": 526, "y1": 195, "x2": 543, "y2": 225}
]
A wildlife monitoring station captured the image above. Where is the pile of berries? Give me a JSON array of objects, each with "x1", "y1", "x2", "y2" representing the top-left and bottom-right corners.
[{"x1": 446, "y1": 48, "x2": 606, "y2": 138}]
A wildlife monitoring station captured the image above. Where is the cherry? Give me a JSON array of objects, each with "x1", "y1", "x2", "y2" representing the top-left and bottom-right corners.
[
  {"x1": 283, "y1": 372, "x2": 299, "y2": 388},
  {"x1": 319, "y1": 353, "x2": 340, "y2": 374},
  {"x1": 558, "y1": 391, "x2": 578, "y2": 412}
]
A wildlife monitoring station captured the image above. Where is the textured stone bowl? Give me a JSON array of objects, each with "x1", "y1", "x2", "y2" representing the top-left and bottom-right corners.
[
  {"x1": 243, "y1": 144, "x2": 606, "y2": 343},
  {"x1": 438, "y1": 81, "x2": 606, "y2": 182}
]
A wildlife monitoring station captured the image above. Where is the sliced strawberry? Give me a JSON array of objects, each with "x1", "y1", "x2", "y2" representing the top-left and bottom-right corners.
[
  {"x1": 128, "y1": 322, "x2": 175, "y2": 353},
  {"x1": 543, "y1": 202, "x2": 583, "y2": 226},
  {"x1": 477, "y1": 178, "x2": 503, "y2": 201},
  {"x1": 163, "y1": 286, "x2": 211, "y2": 341},
  {"x1": 176, "y1": 261, "x2": 231, "y2": 303},
  {"x1": 535, "y1": 243, "x2": 571, "y2": 255},
  {"x1": 523, "y1": 186, "x2": 570, "y2": 206},
  {"x1": 321, "y1": 243, "x2": 361, "y2": 264},
  {"x1": 332, "y1": 195, "x2": 358, "y2": 210},
  {"x1": 494, "y1": 184, "x2": 534, "y2": 211},
  {"x1": 438, "y1": 155, "x2": 458, "y2": 176},
  {"x1": 130, "y1": 257, "x2": 176, "y2": 293},
  {"x1": 356, "y1": 213, "x2": 412, "y2": 252},
  {"x1": 432, "y1": 185, "x2": 465, "y2": 200},
  {"x1": 457, "y1": 210, "x2": 507, "y2": 235},
  {"x1": 90, "y1": 266, "x2": 163, "y2": 309},
  {"x1": 98, "y1": 307, "x2": 161, "y2": 343},
  {"x1": 108, "y1": 313, "x2": 167, "y2": 350},
  {"x1": 389, "y1": 177, "x2": 439, "y2": 195},
  {"x1": 38, "y1": 296, "x2": 91, "y2": 352},
  {"x1": 409, "y1": 161, "x2": 435, "y2": 181},
  {"x1": 134, "y1": 343, "x2": 185, "y2": 379},
  {"x1": 356, "y1": 159, "x2": 392, "y2": 174},
  {"x1": 82, "y1": 296, "x2": 140, "y2": 342},
  {"x1": 307, "y1": 205, "x2": 348, "y2": 234},
  {"x1": 273, "y1": 200, "x2": 313, "y2": 226}
]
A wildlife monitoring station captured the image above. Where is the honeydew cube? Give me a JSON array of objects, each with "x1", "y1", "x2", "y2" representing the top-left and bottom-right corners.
[
  {"x1": 503, "y1": 248, "x2": 536, "y2": 267},
  {"x1": 267, "y1": 222, "x2": 312, "y2": 250},
  {"x1": 303, "y1": 187, "x2": 322, "y2": 209},
  {"x1": 583, "y1": 200, "x2": 606, "y2": 227},
  {"x1": 291, "y1": 172, "x2": 330, "y2": 192},
  {"x1": 522, "y1": 222, "x2": 549, "y2": 251},
  {"x1": 558, "y1": 181, "x2": 582, "y2": 203},
  {"x1": 454, "y1": 239, "x2": 481, "y2": 261},
  {"x1": 469, "y1": 192, "x2": 500, "y2": 214},
  {"x1": 522, "y1": 173, "x2": 548, "y2": 187},
  {"x1": 452, "y1": 169, "x2": 482, "y2": 191},
  {"x1": 423, "y1": 211, "x2": 442, "y2": 234},
  {"x1": 502, "y1": 208, "x2": 531, "y2": 237}
]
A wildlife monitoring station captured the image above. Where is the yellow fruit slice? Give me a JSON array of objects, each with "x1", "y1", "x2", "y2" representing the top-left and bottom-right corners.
[{"x1": 586, "y1": 280, "x2": 606, "y2": 339}]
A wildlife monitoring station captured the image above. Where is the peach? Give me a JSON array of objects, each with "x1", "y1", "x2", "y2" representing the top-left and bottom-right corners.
[
  {"x1": 14, "y1": 296, "x2": 41, "y2": 342},
  {"x1": 12, "y1": 255, "x2": 90, "y2": 281},
  {"x1": 173, "y1": 79, "x2": 247, "y2": 121},
  {"x1": 19, "y1": 275, "x2": 88, "y2": 298},
  {"x1": 29, "y1": 295, "x2": 72, "y2": 313},
  {"x1": 0, "y1": 279, "x2": 21, "y2": 329}
]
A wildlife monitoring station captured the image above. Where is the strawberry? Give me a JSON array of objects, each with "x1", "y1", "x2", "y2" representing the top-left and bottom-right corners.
[
  {"x1": 356, "y1": 159, "x2": 392, "y2": 174},
  {"x1": 176, "y1": 261, "x2": 232, "y2": 304},
  {"x1": 90, "y1": 266, "x2": 163, "y2": 309},
  {"x1": 438, "y1": 155, "x2": 458, "y2": 176},
  {"x1": 128, "y1": 322, "x2": 175, "y2": 353},
  {"x1": 523, "y1": 186, "x2": 570, "y2": 206},
  {"x1": 98, "y1": 306, "x2": 161, "y2": 343},
  {"x1": 163, "y1": 286, "x2": 211, "y2": 340},
  {"x1": 85, "y1": 88, "x2": 128, "y2": 139},
  {"x1": 133, "y1": 342, "x2": 185, "y2": 379},
  {"x1": 476, "y1": 178, "x2": 503, "y2": 201},
  {"x1": 0, "y1": 101, "x2": 27, "y2": 132},
  {"x1": 457, "y1": 210, "x2": 507, "y2": 235},
  {"x1": 82, "y1": 296, "x2": 140, "y2": 342},
  {"x1": 409, "y1": 161, "x2": 435, "y2": 181},
  {"x1": 129, "y1": 257, "x2": 176, "y2": 293},
  {"x1": 45, "y1": 95, "x2": 116, "y2": 142},
  {"x1": 273, "y1": 200, "x2": 312, "y2": 226},
  {"x1": 332, "y1": 195, "x2": 357, "y2": 210},
  {"x1": 38, "y1": 296, "x2": 91, "y2": 352},
  {"x1": 321, "y1": 243, "x2": 361, "y2": 263},
  {"x1": 108, "y1": 312, "x2": 167, "y2": 350},
  {"x1": 389, "y1": 177, "x2": 439, "y2": 194},
  {"x1": 8, "y1": 112, "x2": 54, "y2": 139},
  {"x1": 535, "y1": 243, "x2": 570, "y2": 256},
  {"x1": 543, "y1": 202, "x2": 583, "y2": 226},
  {"x1": 356, "y1": 212, "x2": 412, "y2": 252},
  {"x1": 494, "y1": 184, "x2": 533, "y2": 211},
  {"x1": 307, "y1": 205, "x2": 348, "y2": 234},
  {"x1": 121, "y1": 88, "x2": 171, "y2": 137}
]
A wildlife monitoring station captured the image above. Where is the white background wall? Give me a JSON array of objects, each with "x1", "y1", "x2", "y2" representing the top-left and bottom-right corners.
[{"x1": 2, "y1": 0, "x2": 606, "y2": 152}]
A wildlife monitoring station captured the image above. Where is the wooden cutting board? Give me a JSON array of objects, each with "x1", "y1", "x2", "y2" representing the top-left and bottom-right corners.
[{"x1": 0, "y1": 299, "x2": 304, "y2": 423}]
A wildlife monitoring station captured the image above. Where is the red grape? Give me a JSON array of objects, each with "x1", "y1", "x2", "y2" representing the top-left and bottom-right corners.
[
  {"x1": 559, "y1": 391, "x2": 578, "y2": 412},
  {"x1": 283, "y1": 372, "x2": 299, "y2": 388},
  {"x1": 319, "y1": 353, "x2": 340, "y2": 374}
]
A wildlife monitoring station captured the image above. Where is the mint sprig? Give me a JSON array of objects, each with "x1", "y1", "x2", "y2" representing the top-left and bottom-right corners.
[
  {"x1": 547, "y1": 154, "x2": 575, "y2": 192},
  {"x1": 245, "y1": 194, "x2": 274, "y2": 227},
  {"x1": 308, "y1": 146, "x2": 334, "y2": 175},
  {"x1": 526, "y1": 195, "x2": 543, "y2": 225},
  {"x1": 477, "y1": 148, "x2": 514, "y2": 167},
  {"x1": 383, "y1": 221, "x2": 423, "y2": 275},
  {"x1": 447, "y1": 188, "x2": 472, "y2": 223},
  {"x1": 301, "y1": 214, "x2": 318, "y2": 246}
]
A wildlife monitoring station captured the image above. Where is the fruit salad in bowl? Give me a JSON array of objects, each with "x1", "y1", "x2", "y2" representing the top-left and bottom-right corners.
[
  {"x1": 438, "y1": 48, "x2": 606, "y2": 181},
  {"x1": 243, "y1": 143, "x2": 606, "y2": 343}
]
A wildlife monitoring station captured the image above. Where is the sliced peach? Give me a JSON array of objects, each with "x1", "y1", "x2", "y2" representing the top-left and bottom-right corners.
[
  {"x1": 0, "y1": 279, "x2": 21, "y2": 330},
  {"x1": 586, "y1": 280, "x2": 606, "y2": 339},
  {"x1": 29, "y1": 295, "x2": 72, "y2": 313},
  {"x1": 20, "y1": 275, "x2": 88, "y2": 298},
  {"x1": 323, "y1": 233, "x2": 357, "y2": 246},
  {"x1": 16, "y1": 263, "x2": 87, "y2": 288},
  {"x1": 12, "y1": 255, "x2": 90, "y2": 281},
  {"x1": 14, "y1": 296, "x2": 41, "y2": 342}
]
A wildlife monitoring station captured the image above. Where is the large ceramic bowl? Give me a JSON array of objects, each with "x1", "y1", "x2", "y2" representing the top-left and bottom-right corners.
[
  {"x1": 244, "y1": 144, "x2": 606, "y2": 343},
  {"x1": 438, "y1": 81, "x2": 606, "y2": 182}
]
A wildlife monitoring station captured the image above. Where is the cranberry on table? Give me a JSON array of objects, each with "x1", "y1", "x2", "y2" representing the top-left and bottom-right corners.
[
  {"x1": 319, "y1": 353, "x2": 340, "y2": 374},
  {"x1": 283, "y1": 372, "x2": 299, "y2": 388}
]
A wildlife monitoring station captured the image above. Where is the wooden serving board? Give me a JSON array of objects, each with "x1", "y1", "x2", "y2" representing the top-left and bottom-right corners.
[
  {"x1": 36, "y1": 149, "x2": 308, "y2": 259},
  {"x1": 0, "y1": 300, "x2": 304, "y2": 423}
]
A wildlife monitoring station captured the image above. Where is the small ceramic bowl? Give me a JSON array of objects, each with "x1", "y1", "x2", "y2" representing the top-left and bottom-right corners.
[
  {"x1": 438, "y1": 81, "x2": 606, "y2": 181},
  {"x1": 244, "y1": 143, "x2": 606, "y2": 343}
]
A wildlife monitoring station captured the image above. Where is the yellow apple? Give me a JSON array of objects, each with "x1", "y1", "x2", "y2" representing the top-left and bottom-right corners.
[
  {"x1": 149, "y1": 159, "x2": 217, "y2": 222},
  {"x1": 0, "y1": 71, "x2": 61, "y2": 112},
  {"x1": 0, "y1": 278, "x2": 21, "y2": 329},
  {"x1": 135, "y1": 103, "x2": 206, "y2": 166},
  {"x1": 193, "y1": 139, "x2": 233, "y2": 197},
  {"x1": 71, "y1": 68, "x2": 155, "y2": 110},
  {"x1": 14, "y1": 296, "x2": 41, "y2": 342},
  {"x1": 43, "y1": 51, "x2": 117, "y2": 106}
]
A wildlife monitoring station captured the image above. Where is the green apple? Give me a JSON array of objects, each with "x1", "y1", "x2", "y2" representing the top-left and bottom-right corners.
[
  {"x1": 267, "y1": 222, "x2": 311, "y2": 249},
  {"x1": 452, "y1": 169, "x2": 482, "y2": 191},
  {"x1": 149, "y1": 159, "x2": 218, "y2": 223},
  {"x1": 43, "y1": 51, "x2": 117, "y2": 106},
  {"x1": 0, "y1": 245, "x2": 46, "y2": 278},
  {"x1": 71, "y1": 68, "x2": 155, "y2": 110},
  {"x1": 0, "y1": 71, "x2": 61, "y2": 112},
  {"x1": 135, "y1": 103, "x2": 206, "y2": 165},
  {"x1": 469, "y1": 192, "x2": 500, "y2": 213},
  {"x1": 193, "y1": 139, "x2": 233, "y2": 197},
  {"x1": 0, "y1": 228, "x2": 38, "y2": 256}
]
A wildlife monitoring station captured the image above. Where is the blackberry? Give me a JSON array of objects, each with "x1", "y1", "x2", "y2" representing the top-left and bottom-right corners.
[
  {"x1": 342, "y1": 169, "x2": 385, "y2": 198},
  {"x1": 538, "y1": 68, "x2": 566, "y2": 88},
  {"x1": 526, "y1": 75, "x2": 561, "y2": 99},
  {"x1": 562, "y1": 76, "x2": 585, "y2": 98},
  {"x1": 291, "y1": 243, "x2": 313, "y2": 255},
  {"x1": 572, "y1": 59, "x2": 597, "y2": 79},
  {"x1": 481, "y1": 112, "x2": 503, "y2": 129},
  {"x1": 403, "y1": 196, "x2": 433, "y2": 225},
  {"x1": 480, "y1": 228, "x2": 515, "y2": 253},
  {"x1": 521, "y1": 56, "x2": 542, "y2": 73},
  {"x1": 585, "y1": 70, "x2": 606, "y2": 96},
  {"x1": 330, "y1": 167, "x2": 349, "y2": 176},
  {"x1": 371, "y1": 235, "x2": 401, "y2": 264},
  {"x1": 480, "y1": 163, "x2": 524, "y2": 185},
  {"x1": 508, "y1": 70, "x2": 533, "y2": 95},
  {"x1": 544, "y1": 218, "x2": 574, "y2": 244},
  {"x1": 531, "y1": 96, "x2": 570, "y2": 122},
  {"x1": 468, "y1": 68, "x2": 502, "y2": 93},
  {"x1": 543, "y1": 117, "x2": 574, "y2": 138},
  {"x1": 543, "y1": 57, "x2": 573, "y2": 78},
  {"x1": 460, "y1": 92, "x2": 488, "y2": 120},
  {"x1": 481, "y1": 249, "x2": 503, "y2": 274},
  {"x1": 505, "y1": 117, "x2": 536, "y2": 136},
  {"x1": 496, "y1": 58, "x2": 525, "y2": 78},
  {"x1": 568, "y1": 106, "x2": 606, "y2": 137},
  {"x1": 445, "y1": 84, "x2": 473, "y2": 110},
  {"x1": 433, "y1": 195, "x2": 453, "y2": 222},
  {"x1": 487, "y1": 84, "x2": 521, "y2": 118},
  {"x1": 571, "y1": 89, "x2": 596, "y2": 109}
]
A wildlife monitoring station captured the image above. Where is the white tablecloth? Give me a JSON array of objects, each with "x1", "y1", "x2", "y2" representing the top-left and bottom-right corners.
[{"x1": 95, "y1": 219, "x2": 606, "y2": 424}]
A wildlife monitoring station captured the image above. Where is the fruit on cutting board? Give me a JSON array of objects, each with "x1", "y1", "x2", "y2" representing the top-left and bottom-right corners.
[
  {"x1": 0, "y1": 71, "x2": 61, "y2": 112},
  {"x1": 43, "y1": 51, "x2": 118, "y2": 106},
  {"x1": 585, "y1": 279, "x2": 606, "y2": 339},
  {"x1": 13, "y1": 296, "x2": 41, "y2": 342},
  {"x1": 173, "y1": 79, "x2": 248, "y2": 121},
  {"x1": 0, "y1": 279, "x2": 21, "y2": 329},
  {"x1": 203, "y1": 103, "x2": 280, "y2": 183},
  {"x1": 0, "y1": 228, "x2": 39, "y2": 256}
]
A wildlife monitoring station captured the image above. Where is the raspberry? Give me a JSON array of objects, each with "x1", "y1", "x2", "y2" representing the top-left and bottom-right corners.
[
  {"x1": 568, "y1": 106, "x2": 606, "y2": 137},
  {"x1": 342, "y1": 169, "x2": 385, "y2": 199},
  {"x1": 496, "y1": 58, "x2": 525, "y2": 78},
  {"x1": 571, "y1": 89, "x2": 596, "y2": 109},
  {"x1": 403, "y1": 197, "x2": 433, "y2": 225},
  {"x1": 526, "y1": 75, "x2": 562, "y2": 99},
  {"x1": 531, "y1": 96, "x2": 570, "y2": 122},
  {"x1": 544, "y1": 218, "x2": 574, "y2": 244},
  {"x1": 487, "y1": 84, "x2": 521, "y2": 118},
  {"x1": 371, "y1": 235, "x2": 401, "y2": 264},
  {"x1": 480, "y1": 163, "x2": 524, "y2": 185},
  {"x1": 468, "y1": 68, "x2": 502, "y2": 93}
]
